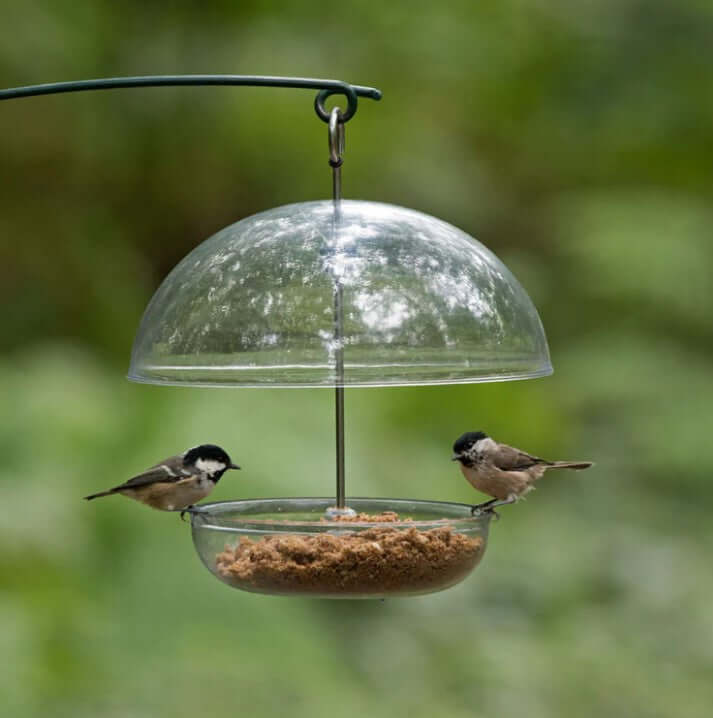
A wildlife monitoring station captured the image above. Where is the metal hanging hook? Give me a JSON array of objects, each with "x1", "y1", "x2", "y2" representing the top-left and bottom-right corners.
[
  {"x1": 328, "y1": 106, "x2": 345, "y2": 202},
  {"x1": 328, "y1": 106, "x2": 345, "y2": 168}
]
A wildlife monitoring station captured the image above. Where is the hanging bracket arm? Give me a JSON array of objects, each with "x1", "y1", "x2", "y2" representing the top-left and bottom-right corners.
[{"x1": 0, "y1": 74, "x2": 382, "y2": 123}]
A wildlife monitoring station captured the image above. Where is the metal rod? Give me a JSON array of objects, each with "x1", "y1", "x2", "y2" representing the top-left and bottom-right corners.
[
  {"x1": 0, "y1": 74, "x2": 381, "y2": 123},
  {"x1": 329, "y1": 108, "x2": 346, "y2": 509},
  {"x1": 332, "y1": 162, "x2": 342, "y2": 202},
  {"x1": 334, "y1": 290, "x2": 346, "y2": 509}
]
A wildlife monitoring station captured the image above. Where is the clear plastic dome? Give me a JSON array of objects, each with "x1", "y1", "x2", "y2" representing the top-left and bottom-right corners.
[{"x1": 128, "y1": 200, "x2": 551, "y2": 387}]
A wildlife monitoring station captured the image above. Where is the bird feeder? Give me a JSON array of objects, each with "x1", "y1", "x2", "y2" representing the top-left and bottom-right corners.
[{"x1": 2, "y1": 75, "x2": 552, "y2": 598}]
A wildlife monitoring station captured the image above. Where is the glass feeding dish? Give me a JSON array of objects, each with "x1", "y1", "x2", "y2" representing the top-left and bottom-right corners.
[
  {"x1": 190, "y1": 498, "x2": 492, "y2": 598},
  {"x1": 129, "y1": 200, "x2": 551, "y2": 387}
]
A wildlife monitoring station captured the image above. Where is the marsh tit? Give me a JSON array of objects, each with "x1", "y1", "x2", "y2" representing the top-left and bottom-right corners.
[
  {"x1": 452, "y1": 431, "x2": 592, "y2": 515},
  {"x1": 84, "y1": 444, "x2": 240, "y2": 515}
]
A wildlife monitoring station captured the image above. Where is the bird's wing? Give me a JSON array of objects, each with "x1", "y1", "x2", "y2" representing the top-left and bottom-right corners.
[
  {"x1": 492, "y1": 444, "x2": 548, "y2": 471},
  {"x1": 111, "y1": 455, "x2": 189, "y2": 491}
]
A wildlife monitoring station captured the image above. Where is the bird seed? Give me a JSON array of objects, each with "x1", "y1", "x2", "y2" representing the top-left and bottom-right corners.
[{"x1": 215, "y1": 512, "x2": 484, "y2": 596}]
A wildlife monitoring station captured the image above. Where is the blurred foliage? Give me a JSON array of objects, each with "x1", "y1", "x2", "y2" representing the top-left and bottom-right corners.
[{"x1": 2, "y1": 1, "x2": 713, "y2": 717}]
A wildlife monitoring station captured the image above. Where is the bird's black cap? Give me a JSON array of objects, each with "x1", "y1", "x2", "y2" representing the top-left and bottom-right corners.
[
  {"x1": 184, "y1": 444, "x2": 239, "y2": 469},
  {"x1": 452, "y1": 431, "x2": 488, "y2": 455}
]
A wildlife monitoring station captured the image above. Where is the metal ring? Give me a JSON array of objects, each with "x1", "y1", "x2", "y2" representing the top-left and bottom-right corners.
[{"x1": 314, "y1": 85, "x2": 358, "y2": 123}]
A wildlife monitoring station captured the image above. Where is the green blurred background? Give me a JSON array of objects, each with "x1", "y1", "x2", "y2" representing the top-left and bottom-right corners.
[{"x1": 2, "y1": 2, "x2": 712, "y2": 717}]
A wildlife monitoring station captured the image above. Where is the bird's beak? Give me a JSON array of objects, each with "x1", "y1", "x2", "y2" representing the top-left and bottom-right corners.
[
  {"x1": 451, "y1": 454, "x2": 461, "y2": 462},
  {"x1": 229, "y1": 463, "x2": 241, "y2": 470}
]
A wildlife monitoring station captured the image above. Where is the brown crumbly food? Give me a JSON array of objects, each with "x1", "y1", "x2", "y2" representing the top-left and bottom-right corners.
[
  {"x1": 326, "y1": 510, "x2": 403, "y2": 523},
  {"x1": 215, "y1": 512, "x2": 484, "y2": 596}
]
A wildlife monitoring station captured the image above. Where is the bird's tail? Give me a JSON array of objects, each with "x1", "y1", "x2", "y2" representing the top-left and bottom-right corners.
[
  {"x1": 548, "y1": 461, "x2": 593, "y2": 470},
  {"x1": 84, "y1": 489, "x2": 117, "y2": 500}
]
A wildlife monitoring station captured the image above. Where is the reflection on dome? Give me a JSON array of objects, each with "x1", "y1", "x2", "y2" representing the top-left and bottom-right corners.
[{"x1": 128, "y1": 200, "x2": 552, "y2": 387}]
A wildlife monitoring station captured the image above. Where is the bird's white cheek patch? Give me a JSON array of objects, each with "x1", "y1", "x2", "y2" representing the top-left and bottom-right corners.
[
  {"x1": 474, "y1": 438, "x2": 498, "y2": 453},
  {"x1": 195, "y1": 459, "x2": 225, "y2": 475}
]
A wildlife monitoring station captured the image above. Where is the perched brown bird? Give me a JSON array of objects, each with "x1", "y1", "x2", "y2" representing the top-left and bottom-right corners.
[
  {"x1": 84, "y1": 444, "x2": 240, "y2": 515},
  {"x1": 452, "y1": 431, "x2": 592, "y2": 515}
]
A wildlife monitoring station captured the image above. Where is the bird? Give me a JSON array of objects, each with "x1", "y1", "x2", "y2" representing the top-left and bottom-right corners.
[
  {"x1": 84, "y1": 444, "x2": 240, "y2": 517},
  {"x1": 451, "y1": 431, "x2": 592, "y2": 515}
]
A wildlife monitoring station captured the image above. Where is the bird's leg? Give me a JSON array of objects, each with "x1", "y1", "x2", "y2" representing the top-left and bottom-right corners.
[
  {"x1": 179, "y1": 505, "x2": 195, "y2": 522},
  {"x1": 471, "y1": 498, "x2": 499, "y2": 516},
  {"x1": 488, "y1": 495, "x2": 519, "y2": 510},
  {"x1": 471, "y1": 494, "x2": 519, "y2": 520}
]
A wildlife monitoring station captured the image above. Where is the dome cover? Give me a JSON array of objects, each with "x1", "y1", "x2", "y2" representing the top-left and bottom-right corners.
[{"x1": 128, "y1": 200, "x2": 551, "y2": 387}]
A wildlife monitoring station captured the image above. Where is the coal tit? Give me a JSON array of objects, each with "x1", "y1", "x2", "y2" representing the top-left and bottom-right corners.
[{"x1": 84, "y1": 444, "x2": 240, "y2": 514}]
